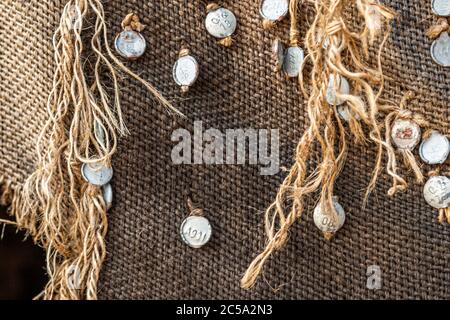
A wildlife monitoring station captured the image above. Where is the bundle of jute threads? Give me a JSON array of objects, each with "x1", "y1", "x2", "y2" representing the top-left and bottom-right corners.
[
  {"x1": 0, "y1": 0, "x2": 179, "y2": 299},
  {"x1": 241, "y1": 0, "x2": 397, "y2": 289}
]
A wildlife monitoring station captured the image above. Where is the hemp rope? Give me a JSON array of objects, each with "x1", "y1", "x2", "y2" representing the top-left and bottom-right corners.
[
  {"x1": 1, "y1": 0, "x2": 180, "y2": 300},
  {"x1": 241, "y1": 0, "x2": 396, "y2": 289}
]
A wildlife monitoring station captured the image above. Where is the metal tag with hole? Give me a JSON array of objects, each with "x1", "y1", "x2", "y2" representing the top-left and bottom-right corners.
[
  {"x1": 419, "y1": 131, "x2": 450, "y2": 164},
  {"x1": 283, "y1": 46, "x2": 304, "y2": 78},
  {"x1": 423, "y1": 176, "x2": 450, "y2": 209},
  {"x1": 205, "y1": 7, "x2": 237, "y2": 39},
  {"x1": 173, "y1": 55, "x2": 199, "y2": 87},
  {"x1": 326, "y1": 74, "x2": 350, "y2": 106},
  {"x1": 260, "y1": 0, "x2": 289, "y2": 21},
  {"x1": 180, "y1": 216, "x2": 212, "y2": 248},
  {"x1": 115, "y1": 30, "x2": 146, "y2": 60},
  {"x1": 81, "y1": 162, "x2": 113, "y2": 186},
  {"x1": 432, "y1": 0, "x2": 450, "y2": 16},
  {"x1": 391, "y1": 119, "x2": 421, "y2": 150},
  {"x1": 313, "y1": 198, "x2": 346, "y2": 233},
  {"x1": 431, "y1": 32, "x2": 450, "y2": 67}
]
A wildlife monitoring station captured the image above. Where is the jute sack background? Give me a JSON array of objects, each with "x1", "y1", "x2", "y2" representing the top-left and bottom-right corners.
[{"x1": 0, "y1": 0, "x2": 448, "y2": 299}]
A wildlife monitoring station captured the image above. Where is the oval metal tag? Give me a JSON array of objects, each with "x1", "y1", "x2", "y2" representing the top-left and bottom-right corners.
[
  {"x1": 419, "y1": 131, "x2": 449, "y2": 164},
  {"x1": 283, "y1": 46, "x2": 304, "y2": 78},
  {"x1": 205, "y1": 7, "x2": 237, "y2": 39},
  {"x1": 423, "y1": 176, "x2": 450, "y2": 209},
  {"x1": 432, "y1": 0, "x2": 450, "y2": 16},
  {"x1": 260, "y1": 0, "x2": 289, "y2": 21},
  {"x1": 431, "y1": 32, "x2": 450, "y2": 67},
  {"x1": 115, "y1": 30, "x2": 147, "y2": 60},
  {"x1": 180, "y1": 216, "x2": 212, "y2": 248},
  {"x1": 391, "y1": 119, "x2": 421, "y2": 150},
  {"x1": 173, "y1": 55, "x2": 199, "y2": 87}
]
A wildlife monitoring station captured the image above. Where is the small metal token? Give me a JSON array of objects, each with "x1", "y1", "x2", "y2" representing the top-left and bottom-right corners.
[
  {"x1": 81, "y1": 162, "x2": 113, "y2": 186},
  {"x1": 423, "y1": 176, "x2": 450, "y2": 209},
  {"x1": 283, "y1": 46, "x2": 304, "y2": 78},
  {"x1": 115, "y1": 30, "x2": 146, "y2": 60},
  {"x1": 313, "y1": 198, "x2": 346, "y2": 233},
  {"x1": 430, "y1": 32, "x2": 450, "y2": 67},
  {"x1": 419, "y1": 131, "x2": 450, "y2": 164},
  {"x1": 260, "y1": 0, "x2": 289, "y2": 21},
  {"x1": 173, "y1": 55, "x2": 199, "y2": 87},
  {"x1": 326, "y1": 74, "x2": 350, "y2": 106},
  {"x1": 272, "y1": 39, "x2": 285, "y2": 71},
  {"x1": 205, "y1": 7, "x2": 237, "y2": 39},
  {"x1": 180, "y1": 216, "x2": 212, "y2": 248},
  {"x1": 391, "y1": 119, "x2": 421, "y2": 150},
  {"x1": 432, "y1": 0, "x2": 450, "y2": 16},
  {"x1": 94, "y1": 120, "x2": 106, "y2": 148},
  {"x1": 102, "y1": 183, "x2": 113, "y2": 210}
]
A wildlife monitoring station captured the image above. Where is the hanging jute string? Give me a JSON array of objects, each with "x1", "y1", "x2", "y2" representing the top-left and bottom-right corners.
[
  {"x1": 241, "y1": 0, "x2": 395, "y2": 289},
  {"x1": 0, "y1": 0, "x2": 180, "y2": 300}
]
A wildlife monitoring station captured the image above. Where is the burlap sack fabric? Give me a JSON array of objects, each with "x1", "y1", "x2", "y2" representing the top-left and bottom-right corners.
[{"x1": 0, "y1": 0, "x2": 448, "y2": 299}]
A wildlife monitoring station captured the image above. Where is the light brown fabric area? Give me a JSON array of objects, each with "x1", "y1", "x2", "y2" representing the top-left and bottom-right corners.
[{"x1": 0, "y1": 0, "x2": 449, "y2": 299}]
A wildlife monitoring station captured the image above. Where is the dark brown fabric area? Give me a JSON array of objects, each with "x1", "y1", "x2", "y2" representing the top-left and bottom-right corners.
[{"x1": 0, "y1": 0, "x2": 449, "y2": 299}]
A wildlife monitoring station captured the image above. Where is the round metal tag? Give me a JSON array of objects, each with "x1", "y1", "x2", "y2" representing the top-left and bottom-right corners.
[
  {"x1": 102, "y1": 183, "x2": 113, "y2": 210},
  {"x1": 432, "y1": 0, "x2": 450, "y2": 16},
  {"x1": 430, "y1": 32, "x2": 450, "y2": 67},
  {"x1": 260, "y1": 0, "x2": 289, "y2": 21},
  {"x1": 326, "y1": 74, "x2": 350, "y2": 106},
  {"x1": 173, "y1": 55, "x2": 199, "y2": 87},
  {"x1": 313, "y1": 199, "x2": 346, "y2": 233},
  {"x1": 81, "y1": 162, "x2": 113, "y2": 186},
  {"x1": 272, "y1": 39, "x2": 285, "y2": 71},
  {"x1": 205, "y1": 7, "x2": 237, "y2": 39},
  {"x1": 180, "y1": 216, "x2": 212, "y2": 248},
  {"x1": 419, "y1": 131, "x2": 450, "y2": 164},
  {"x1": 115, "y1": 30, "x2": 147, "y2": 60},
  {"x1": 423, "y1": 176, "x2": 450, "y2": 209},
  {"x1": 391, "y1": 119, "x2": 421, "y2": 150},
  {"x1": 283, "y1": 46, "x2": 304, "y2": 78}
]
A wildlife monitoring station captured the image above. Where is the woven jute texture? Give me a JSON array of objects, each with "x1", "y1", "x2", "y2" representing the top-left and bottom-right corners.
[{"x1": 0, "y1": 0, "x2": 449, "y2": 299}]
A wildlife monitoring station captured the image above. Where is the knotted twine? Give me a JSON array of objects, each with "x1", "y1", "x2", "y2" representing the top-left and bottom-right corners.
[
  {"x1": 241, "y1": 0, "x2": 395, "y2": 289},
  {"x1": 1, "y1": 0, "x2": 180, "y2": 300}
]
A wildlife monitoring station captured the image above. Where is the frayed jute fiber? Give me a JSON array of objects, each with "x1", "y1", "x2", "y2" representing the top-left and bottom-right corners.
[{"x1": 0, "y1": 0, "x2": 449, "y2": 299}]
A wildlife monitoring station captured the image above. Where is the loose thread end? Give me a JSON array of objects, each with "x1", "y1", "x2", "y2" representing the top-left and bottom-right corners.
[
  {"x1": 218, "y1": 36, "x2": 233, "y2": 47},
  {"x1": 262, "y1": 19, "x2": 276, "y2": 30}
]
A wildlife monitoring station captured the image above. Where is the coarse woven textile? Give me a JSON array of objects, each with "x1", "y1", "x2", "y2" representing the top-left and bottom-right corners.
[{"x1": 0, "y1": 0, "x2": 449, "y2": 299}]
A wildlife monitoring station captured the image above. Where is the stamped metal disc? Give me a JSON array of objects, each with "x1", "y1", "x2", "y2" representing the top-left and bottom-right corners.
[
  {"x1": 205, "y1": 7, "x2": 237, "y2": 39},
  {"x1": 81, "y1": 162, "x2": 113, "y2": 186},
  {"x1": 326, "y1": 74, "x2": 350, "y2": 106},
  {"x1": 272, "y1": 39, "x2": 285, "y2": 71},
  {"x1": 313, "y1": 199, "x2": 346, "y2": 233},
  {"x1": 391, "y1": 119, "x2": 421, "y2": 150},
  {"x1": 432, "y1": 0, "x2": 450, "y2": 16},
  {"x1": 423, "y1": 176, "x2": 450, "y2": 209},
  {"x1": 115, "y1": 30, "x2": 146, "y2": 60},
  {"x1": 431, "y1": 32, "x2": 450, "y2": 67},
  {"x1": 419, "y1": 131, "x2": 450, "y2": 164},
  {"x1": 283, "y1": 46, "x2": 304, "y2": 78},
  {"x1": 173, "y1": 55, "x2": 199, "y2": 87},
  {"x1": 180, "y1": 216, "x2": 212, "y2": 248},
  {"x1": 102, "y1": 183, "x2": 113, "y2": 210},
  {"x1": 260, "y1": 0, "x2": 289, "y2": 21}
]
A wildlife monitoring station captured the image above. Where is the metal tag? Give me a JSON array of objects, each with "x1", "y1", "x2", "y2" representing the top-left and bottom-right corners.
[
  {"x1": 423, "y1": 176, "x2": 450, "y2": 209},
  {"x1": 94, "y1": 120, "x2": 106, "y2": 148},
  {"x1": 431, "y1": 32, "x2": 450, "y2": 67},
  {"x1": 115, "y1": 30, "x2": 147, "y2": 60},
  {"x1": 326, "y1": 74, "x2": 350, "y2": 106},
  {"x1": 260, "y1": 0, "x2": 289, "y2": 21},
  {"x1": 180, "y1": 216, "x2": 212, "y2": 248},
  {"x1": 81, "y1": 162, "x2": 113, "y2": 186},
  {"x1": 313, "y1": 198, "x2": 346, "y2": 233},
  {"x1": 432, "y1": 0, "x2": 450, "y2": 16},
  {"x1": 391, "y1": 119, "x2": 421, "y2": 150},
  {"x1": 173, "y1": 55, "x2": 199, "y2": 87},
  {"x1": 419, "y1": 131, "x2": 450, "y2": 164},
  {"x1": 102, "y1": 183, "x2": 113, "y2": 210},
  {"x1": 205, "y1": 7, "x2": 237, "y2": 39},
  {"x1": 272, "y1": 39, "x2": 285, "y2": 71},
  {"x1": 283, "y1": 46, "x2": 304, "y2": 78}
]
